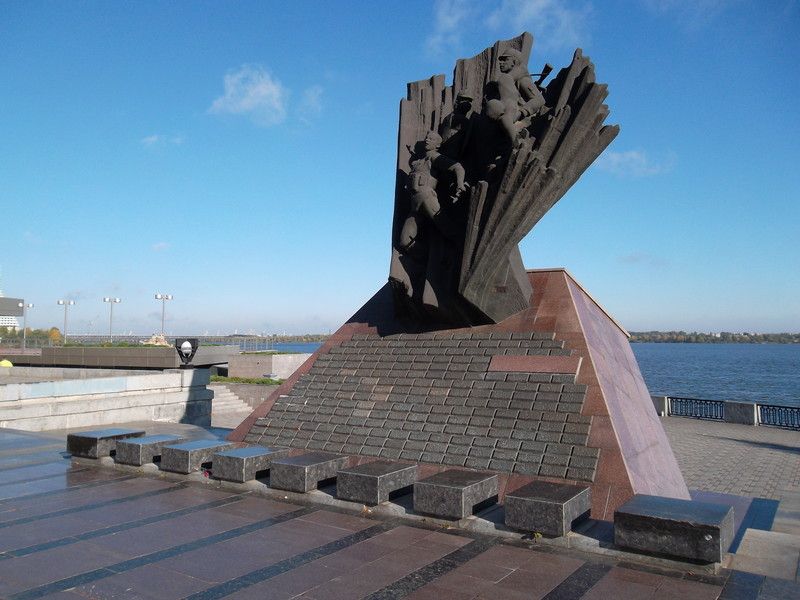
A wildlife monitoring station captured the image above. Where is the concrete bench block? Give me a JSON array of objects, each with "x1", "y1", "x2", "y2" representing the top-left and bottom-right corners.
[
  {"x1": 66, "y1": 428, "x2": 146, "y2": 458},
  {"x1": 269, "y1": 452, "x2": 349, "y2": 493},
  {"x1": 212, "y1": 446, "x2": 290, "y2": 483},
  {"x1": 114, "y1": 434, "x2": 186, "y2": 466},
  {"x1": 337, "y1": 460, "x2": 417, "y2": 505},
  {"x1": 614, "y1": 494, "x2": 734, "y2": 563},
  {"x1": 504, "y1": 481, "x2": 591, "y2": 537},
  {"x1": 159, "y1": 440, "x2": 235, "y2": 474},
  {"x1": 414, "y1": 470, "x2": 499, "y2": 519}
]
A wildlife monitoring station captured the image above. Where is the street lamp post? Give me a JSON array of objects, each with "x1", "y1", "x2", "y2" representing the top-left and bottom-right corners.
[
  {"x1": 17, "y1": 302, "x2": 33, "y2": 352},
  {"x1": 103, "y1": 297, "x2": 121, "y2": 343},
  {"x1": 56, "y1": 299, "x2": 75, "y2": 344},
  {"x1": 154, "y1": 293, "x2": 173, "y2": 336}
]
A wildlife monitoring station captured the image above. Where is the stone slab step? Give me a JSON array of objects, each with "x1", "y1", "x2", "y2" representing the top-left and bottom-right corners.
[
  {"x1": 269, "y1": 452, "x2": 349, "y2": 493},
  {"x1": 67, "y1": 428, "x2": 146, "y2": 459},
  {"x1": 336, "y1": 460, "x2": 417, "y2": 505},
  {"x1": 504, "y1": 480, "x2": 591, "y2": 537},
  {"x1": 160, "y1": 439, "x2": 235, "y2": 474},
  {"x1": 614, "y1": 494, "x2": 734, "y2": 563},
  {"x1": 212, "y1": 446, "x2": 290, "y2": 483},
  {"x1": 413, "y1": 469, "x2": 498, "y2": 519},
  {"x1": 115, "y1": 434, "x2": 186, "y2": 466}
]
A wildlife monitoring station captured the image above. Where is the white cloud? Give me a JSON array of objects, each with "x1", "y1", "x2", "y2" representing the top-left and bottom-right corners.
[
  {"x1": 298, "y1": 85, "x2": 324, "y2": 122},
  {"x1": 152, "y1": 242, "x2": 170, "y2": 252},
  {"x1": 595, "y1": 149, "x2": 676, "y2": 177},
  {"x1": 140, "y1": 134, "x2": 183, "y2": 147},
  {"x1": 486, "y1": 0, "x2": 591, "y2": 50},
  {"x1": 642, "y1": 0, "x2": 736, "y2": 25},
  {"x1": 208, "y1": 64, "x2": 288, "y2": 127},
  {"x1": 426, "y1": 0, "x2": 473, "y2": 55}
]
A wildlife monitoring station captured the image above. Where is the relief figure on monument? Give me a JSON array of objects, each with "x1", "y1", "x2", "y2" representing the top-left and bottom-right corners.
[
  {"x1": 390, "y1": 33, "x2": 619, "y2": 327},
  {"x1": 484, "y1": 47, "x2": 547, "y2": 145}
]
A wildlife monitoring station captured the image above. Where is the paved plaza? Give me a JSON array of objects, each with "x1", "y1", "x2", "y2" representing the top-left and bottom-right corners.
[
  {"x1": 663, "y1": 417, "x2": 800, "y2": 501},
  {"x1": 0, "y1": 420, "x2": 798, "y2": 599}
]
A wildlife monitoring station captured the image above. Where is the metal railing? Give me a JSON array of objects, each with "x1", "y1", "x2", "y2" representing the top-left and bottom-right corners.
[
  {"x1": 759, "y1": 404, "x2": 800, "y2": 429},
  {"x1": 668, "y1": 396, "x2": 725, "y2": 420}
]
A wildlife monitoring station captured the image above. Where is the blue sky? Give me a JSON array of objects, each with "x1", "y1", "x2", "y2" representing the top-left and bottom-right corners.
[{"x1": 1, "y1": 0, "x2": 798, "y2": 335}]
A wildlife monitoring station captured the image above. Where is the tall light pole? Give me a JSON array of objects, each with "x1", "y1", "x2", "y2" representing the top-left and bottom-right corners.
[
  {"x1": 103, "y1": 297, "x2": 121, "y2": 343},
  {"x1": 57, "y1": 299, "x2": 75, "y2": 344},
  {"x1": 154, "y1": 293, "x2": 173, "y2": 336},
  {"x1": 17, "y1": 302, "x2": 33, "y2": 352}
]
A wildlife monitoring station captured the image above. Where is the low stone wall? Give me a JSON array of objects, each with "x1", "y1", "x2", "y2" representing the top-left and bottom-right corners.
[
  {"x1": 9, "y1": 346, "x2": 238, "y2": 369},
  {"x1": 0, "y1": 367, "x2": 213, "y2": 431},
  {"x1": 228, "y1": 354, "x2": 311, "y2": 380},
  {"x1": 221, "y1": 383, "x2": 280, "y2": 409}
]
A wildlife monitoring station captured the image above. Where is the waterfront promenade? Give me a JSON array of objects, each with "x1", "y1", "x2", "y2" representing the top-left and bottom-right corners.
[{"x1": 0, "y1": 415, "x2": 798, "y2": 599}]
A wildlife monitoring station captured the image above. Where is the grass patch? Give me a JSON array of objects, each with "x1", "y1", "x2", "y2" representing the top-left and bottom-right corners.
[{"x1": 211, "y1": 375, "x2": 282, "y2": 385}]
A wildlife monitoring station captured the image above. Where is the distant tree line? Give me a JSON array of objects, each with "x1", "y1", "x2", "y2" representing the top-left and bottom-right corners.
[
  {"x1": 0, "y1": 326, "x2": 62, "y2": 344},
  {"x1": 629, "y1": 331, "x2": 800, "y2": 344}
]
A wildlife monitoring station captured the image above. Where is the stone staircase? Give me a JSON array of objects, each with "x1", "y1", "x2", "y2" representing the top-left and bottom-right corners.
[{"x1": 210, "y1": 384, "x2": 252, "y2": 416}]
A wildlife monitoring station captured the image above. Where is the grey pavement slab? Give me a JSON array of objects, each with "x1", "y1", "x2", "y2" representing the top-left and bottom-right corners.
[
  {"x1": 662, "y1": 417, "x2": 800, "y2": 500},
  {"x1": 1, "y1": 422, "x2": 794, "y2": 600}
]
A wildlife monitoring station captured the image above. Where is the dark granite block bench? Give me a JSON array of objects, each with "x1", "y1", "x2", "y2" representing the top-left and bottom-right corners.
[
  {"x1": 504, "y1": 481, "x2": 591, "y2": 537},
  {"x1": 66, "y1": 428, "x2": 146, "y2": 459},
  {"x1": 115, "y1": 434, "x2": 186, "y2": 466},
  {"x1": 614, "y1": 494, "x2": 734, "y2": 563},
  {"x1": 159, "y1": 440, "x2": 235, "y2": 474},
  {"x1": 269, "y1": 452, "x2": 349, "y2": 493},
  {"x1": 212, "y1": 446, "x2": 290, "y2": 483},
  {"x1": 413, "y1": 470, "x2": 499, "y2": 519},
  {"x1": 337, "y1": 460, "x2": 417, "y2": 505}
]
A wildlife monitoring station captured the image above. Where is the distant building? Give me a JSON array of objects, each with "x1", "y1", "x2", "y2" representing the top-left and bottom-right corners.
[
  {"x1": 0, "y1": 268, "x2": 21, "y2": 330},
  {"x1": 0, "y1": 294, "x2": 20, "y2": 330}
]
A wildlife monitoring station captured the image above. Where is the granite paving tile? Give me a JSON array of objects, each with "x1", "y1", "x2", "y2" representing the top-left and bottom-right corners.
[
  {"x1": 0, "y1": 539, "x2": 130, "y2": 595},
  {"x1": 72, "y1": 563, "x2": 213, "y2": 599}
]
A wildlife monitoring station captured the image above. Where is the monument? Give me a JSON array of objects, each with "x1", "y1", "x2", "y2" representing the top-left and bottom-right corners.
[{"x1": 232, "y1": 33, "x2": 690, "y2": 520}]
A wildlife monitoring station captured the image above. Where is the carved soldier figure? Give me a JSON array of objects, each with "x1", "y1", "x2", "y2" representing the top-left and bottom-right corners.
[
  {"x1": 440, "y1": 92, "x2": 474, "y2": 160},
  {"x1": 485, "y1": 47, "x2": 546, "y2": 143},
  {"x1": 398, "y1": 130, "x2": 467, "y2": 253}
]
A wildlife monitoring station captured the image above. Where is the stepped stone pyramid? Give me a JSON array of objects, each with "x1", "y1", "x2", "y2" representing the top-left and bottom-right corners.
[
  {"x1": 232, "y1": 269, "x2": 689, "y2": 520},
  {"x1": 244, "y1": 331, "x2": 596, "y2": 481}
]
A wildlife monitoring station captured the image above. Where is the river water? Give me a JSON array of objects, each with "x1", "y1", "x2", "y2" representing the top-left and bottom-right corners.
[{"x1": 631, "y1": 343, "x2": 800, "y2": 407}]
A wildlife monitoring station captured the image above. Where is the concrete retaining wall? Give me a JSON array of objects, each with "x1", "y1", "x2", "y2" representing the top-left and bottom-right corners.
[
  {"x1": 10, "y1": 346, "x2": 238, "y2": 369},
  {"x1": 228, "y1": 354, "x2": 311, "y2": 380},
  {"x1": 0, "y1": 367, "x2": 213, "y2": 431}
]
